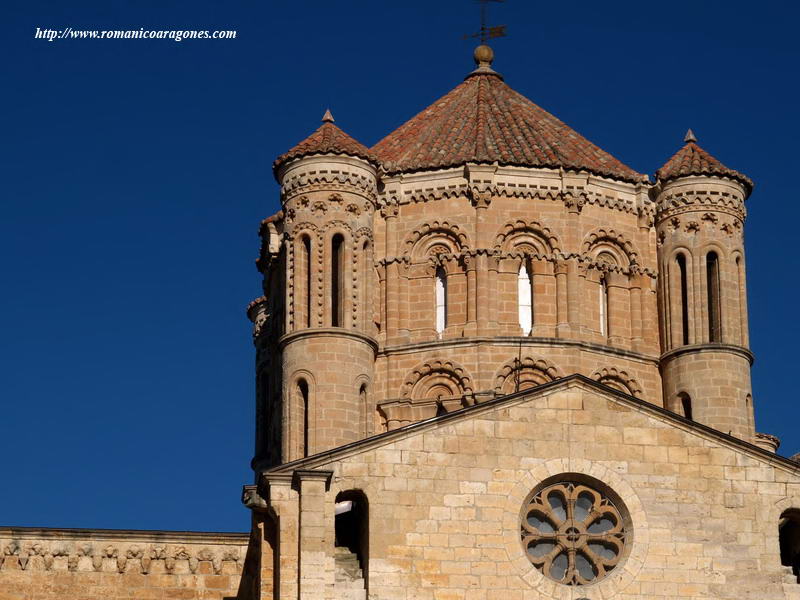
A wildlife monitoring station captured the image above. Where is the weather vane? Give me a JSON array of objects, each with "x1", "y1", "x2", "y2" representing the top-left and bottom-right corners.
[{"x1": 463, "y1": 0, "x2": 507, "y2": 44}]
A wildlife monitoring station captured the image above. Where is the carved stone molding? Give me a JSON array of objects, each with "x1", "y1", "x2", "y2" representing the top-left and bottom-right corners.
[
  {"x1": 591, "y1": 367, "x2": 643, "y2": 398},
  {"x1": 400, "y1": 358, "x2": 475, "y2": 400},
  {"x1": 0, "y1": 532, "x2": 246, "y2": 575},
  {"x1": 281, "y1": 167, "x2": 377, "y2": 204}
]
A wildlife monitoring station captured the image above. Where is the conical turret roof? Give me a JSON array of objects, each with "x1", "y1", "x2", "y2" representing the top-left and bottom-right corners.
[
  {"x1": 273, "y1": 110, "x2": 378, "y2": 174},
  {"x1": 371, "y1": 48, "x2": 645, "y2": 183},
  {"x1": 656, "y1": 131, "x2": 753, "y2": 192}
]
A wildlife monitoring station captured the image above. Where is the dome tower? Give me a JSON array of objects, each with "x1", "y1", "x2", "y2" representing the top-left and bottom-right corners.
[{"x1": 655, "y1": 130, "x2": 756, "y2": 441}]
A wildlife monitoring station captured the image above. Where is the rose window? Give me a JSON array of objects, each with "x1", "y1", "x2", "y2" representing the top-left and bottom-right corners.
[{"x1": 521, "y1": 481, "x2": 626, "y2": 585}]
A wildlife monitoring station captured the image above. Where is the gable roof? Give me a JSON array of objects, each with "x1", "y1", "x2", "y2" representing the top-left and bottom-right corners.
[
  {"x1": 273, "y1": 114, "x2": 378, "y2": 174},
  {"x1": 656, "y1": 132, "x2": 753, "y2": 194},
  {"x1": 370, "y1": 68, "x2": 645, "y2": 183},
  {"x1": 262, "y1": 374, "x2": 799, "y2": 476}
]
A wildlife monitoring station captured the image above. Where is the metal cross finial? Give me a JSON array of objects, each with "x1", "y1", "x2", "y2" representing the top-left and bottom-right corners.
[{"x1": 463, "y1": 0, "x2": 507, "y2": 44}]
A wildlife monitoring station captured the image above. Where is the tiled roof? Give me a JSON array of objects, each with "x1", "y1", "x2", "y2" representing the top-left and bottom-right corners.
[
  {"x1": 371, "y1": 71, "x2": 645, "y2": 183},
  {"x1": 656, "y1": 134, "x2": 753, "y2": 192},
  {"x1": 273, "y1": 113, "x2": 378, "y2": 172}
]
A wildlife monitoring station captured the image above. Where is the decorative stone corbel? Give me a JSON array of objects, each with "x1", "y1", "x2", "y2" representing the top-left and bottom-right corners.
[
  {"x1": 242, "y1": 484, "x2": 268, "y2": 510},
  {"x1": 379, "y1": 197, "x2": 399, "y2": 219},
  {"x1": 563, "y1": 193, "x2": 586, "y2": 215}
]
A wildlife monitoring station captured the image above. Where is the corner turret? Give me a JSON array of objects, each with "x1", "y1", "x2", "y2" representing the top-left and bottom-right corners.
[
  {"x1": 252, "y1": 112, "x2": 379, "y2": 468},
  {"x1": 655, "y1": 131, "x2": 758, "y2": 441}
]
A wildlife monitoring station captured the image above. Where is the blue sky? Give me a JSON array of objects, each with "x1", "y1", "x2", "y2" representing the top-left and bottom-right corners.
[{"x1": 2, "y1": 0, "x2": 798, "y2": 532}]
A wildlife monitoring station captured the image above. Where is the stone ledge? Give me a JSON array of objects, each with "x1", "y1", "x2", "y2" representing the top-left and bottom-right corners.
[
  {"x1": 0, "y1": 527, "x2": 249, "y2": 576},
  {"x1": 0, "y1": 526, "x2": 247, "y2": 544},
  {"x1": 380, "y1": 335, "x2": 660, "y2": 364}
]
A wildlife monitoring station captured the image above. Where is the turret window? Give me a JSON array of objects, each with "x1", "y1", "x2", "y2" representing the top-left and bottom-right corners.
[
  {"x1": 301, "y1": 235, "x2": 312, "y2": 328},
  {"x1": 297, "y1": 379, "x2": 310, "y2": 458},
  {"x1": 676, "y1": 253, "x2": 690, "y2": 345},
  {"x1": 331, "y1": 234, "x2": 345, "y2": 327},
  {"x1": 518, "y1": 261, "x2": 533, "y2": 335},
  {"x1": 359, "y1": 383, "x2": 369, "y2": 438},
  {"x1": 706, "y1": 251, "x2": 721, "y2": 342},
  {"x1": 678, "y1": 392, "x2": 693, "y2": 421},
  {"x1": 435, "y1": 266, "x2": 447, "y2": 335}
]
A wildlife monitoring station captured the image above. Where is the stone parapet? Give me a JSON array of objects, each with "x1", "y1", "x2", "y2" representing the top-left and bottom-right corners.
[{"x1": 0, "y1": 526, "x2": 248, "y2": 599}]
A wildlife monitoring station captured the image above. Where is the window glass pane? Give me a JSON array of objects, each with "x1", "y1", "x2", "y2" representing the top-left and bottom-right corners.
[
  {"x1": 549, "y1": 552, "x2": 568, "y2": 580},
  {"x1": 518, "y1": 263, "x2": 532, "y2": 334},
  {"x1": 587, "y1": 517, "x2": 614, "y2": 534},
  {"x1": 528, "y1": 541, "x2": 555, "y2": 557},
  {"x1": 435, "y1": 267, "x2": 446, "y2": 334},
  {"x1": 575, "y1": 493, "x2": 593, "y2": 521},
  {"x1": 575, "y1": 553, "x2": 596, "y2": 580},
  {"x1": 588, "y1": 543, "x2": 617, "y2": 560},
  {"x1": 547, "y1": 493, "x2": 566, "y2": 522},
  {"x1": 527, "y1": 514, "x2": 554, "y2": 533}
]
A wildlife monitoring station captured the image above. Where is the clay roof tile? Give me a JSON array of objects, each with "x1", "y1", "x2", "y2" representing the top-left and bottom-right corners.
[
  {"x1": 273, "y1": 112, "x2": 378, "y2": 175},
  {"x1": 371, "y1": 71, "x2": 645, "y2": 183},
  {"x1": 656, "y1": 133, "x2": 753, "y2": 193}
]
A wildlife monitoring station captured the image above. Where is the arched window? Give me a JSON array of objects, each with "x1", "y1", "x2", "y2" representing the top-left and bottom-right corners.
[
  {"x1": 296, "y1": 234, "x2": 312, "y2": 327},
  {"x1": 678, "y1": 392, "x2": 693, "y2": 421},
  {"x1": 518, "y1": 261, "x2": 533, "y2": 335},
  {"x1": 297, "y1": 379, "x2": 309, "y2": 458},
  {"x1": 435, "y1": 266, "x2": 447, "y2": 335},
  {"x1": 780, "y1": 509, "x2": 800, "y2": 583},
  {"x1": 706, "y1": 251, "x2": 721, "y2": 342},
  {"x1": 335, "y1": 490, "x2": 369, "y2": 592},
  {"x1": 331, "y1": 234, "x2": 345, "y2": 327},
  {"x1": 676, "y1": 253, "x2": 690, "y2": 345},
  {"x1": 359, "y1": 383, "x2": 368, "y2": 438},
  {"x1": 599, "y1": 275, "x2": 609, "y2": 337}
]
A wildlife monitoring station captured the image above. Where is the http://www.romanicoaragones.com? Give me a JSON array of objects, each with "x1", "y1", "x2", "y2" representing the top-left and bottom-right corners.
[{"x1": 34, "y1": 27, "x2": 237, "y2": 42}]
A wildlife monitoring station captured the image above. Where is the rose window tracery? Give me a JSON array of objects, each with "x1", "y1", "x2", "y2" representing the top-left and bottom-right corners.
[{"x1": 521, "y1": 481, "x2": 626, "y2": 585}]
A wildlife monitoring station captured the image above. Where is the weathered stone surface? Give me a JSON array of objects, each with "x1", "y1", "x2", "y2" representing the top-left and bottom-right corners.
[{"x1": 0, "y1": 527, "x2": 248, "y2": 600}]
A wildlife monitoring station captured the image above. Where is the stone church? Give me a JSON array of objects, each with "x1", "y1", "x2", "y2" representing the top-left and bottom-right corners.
[{"x1": 2, "y1": 45, "x2": 800, "y2": 600}]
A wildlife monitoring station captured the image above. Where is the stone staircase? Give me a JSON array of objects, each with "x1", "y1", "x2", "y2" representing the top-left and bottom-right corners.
[
  {"x1": 783, "y1": 565, "x2": 800, "y2": 600},
  {"x1": 334, "y1": 546, "x2": 366, "y2": 600},
  {"x1": 783, "y1": 565, "x2": 799, "y2": 584}
]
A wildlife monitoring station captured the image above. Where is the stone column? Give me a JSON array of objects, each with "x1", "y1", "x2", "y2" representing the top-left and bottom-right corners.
[
  {"x1": 471, "y1": 190, "x2": 493, "y2": 337},
  {"x1": 295, "y1": 470, "x2": 333, "y2": 600},
  {"x1": 555, "y1": 260, "x2": 569, "y2": 338},
  {"x1": 398, "y1": 258, "x2": 410, "y2": 341},
  {"x1": 567, "y1": 260, "x2": 581, "y2": 335},
  {"x1": 476, "y1": 252, "x2": 489, "y2": 336},
  {"x1": 264, "y1": 473, "x2": 299, "y2": 600},
  {"x1": 382, "y1": 203, "x2": 399, "y2": 341},
  {"x1": 629, "y1": 272, "x2": 643, "y2": 349},
  {"x1": 531, "y1": 259, "x2": 556, "y2": 337},
  {"x1": 606, "y1": 271, "x2": 630, "y2": 345},
  {"x1": 464, "y1": 253, "x2": 477, "y2": 336}
]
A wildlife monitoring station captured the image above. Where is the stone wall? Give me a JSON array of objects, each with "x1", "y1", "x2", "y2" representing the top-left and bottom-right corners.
[
  {"x1": 0, "y1": 527, "x2": 249, "y2": 600},
  {"x1": 255, "y1": 378, "x2": 800, "y2": 600}
]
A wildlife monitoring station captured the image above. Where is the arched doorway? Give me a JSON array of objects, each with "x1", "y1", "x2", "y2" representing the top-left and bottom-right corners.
[
  {"x1": 780, "y1": 509, "x2": 800, "y2": 583},
  {"x1": 335, "y1": 490, "x2": 369, "y2": 591}
]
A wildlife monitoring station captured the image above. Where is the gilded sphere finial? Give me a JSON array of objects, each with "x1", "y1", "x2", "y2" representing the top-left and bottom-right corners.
[{"x1": 474, "y1": 44, "x2": 494, "y2": 67}]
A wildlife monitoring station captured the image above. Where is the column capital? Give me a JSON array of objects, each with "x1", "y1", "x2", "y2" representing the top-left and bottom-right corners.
[{"x1": 292, "y1": 469, "x2": 333, "y2": 490}]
